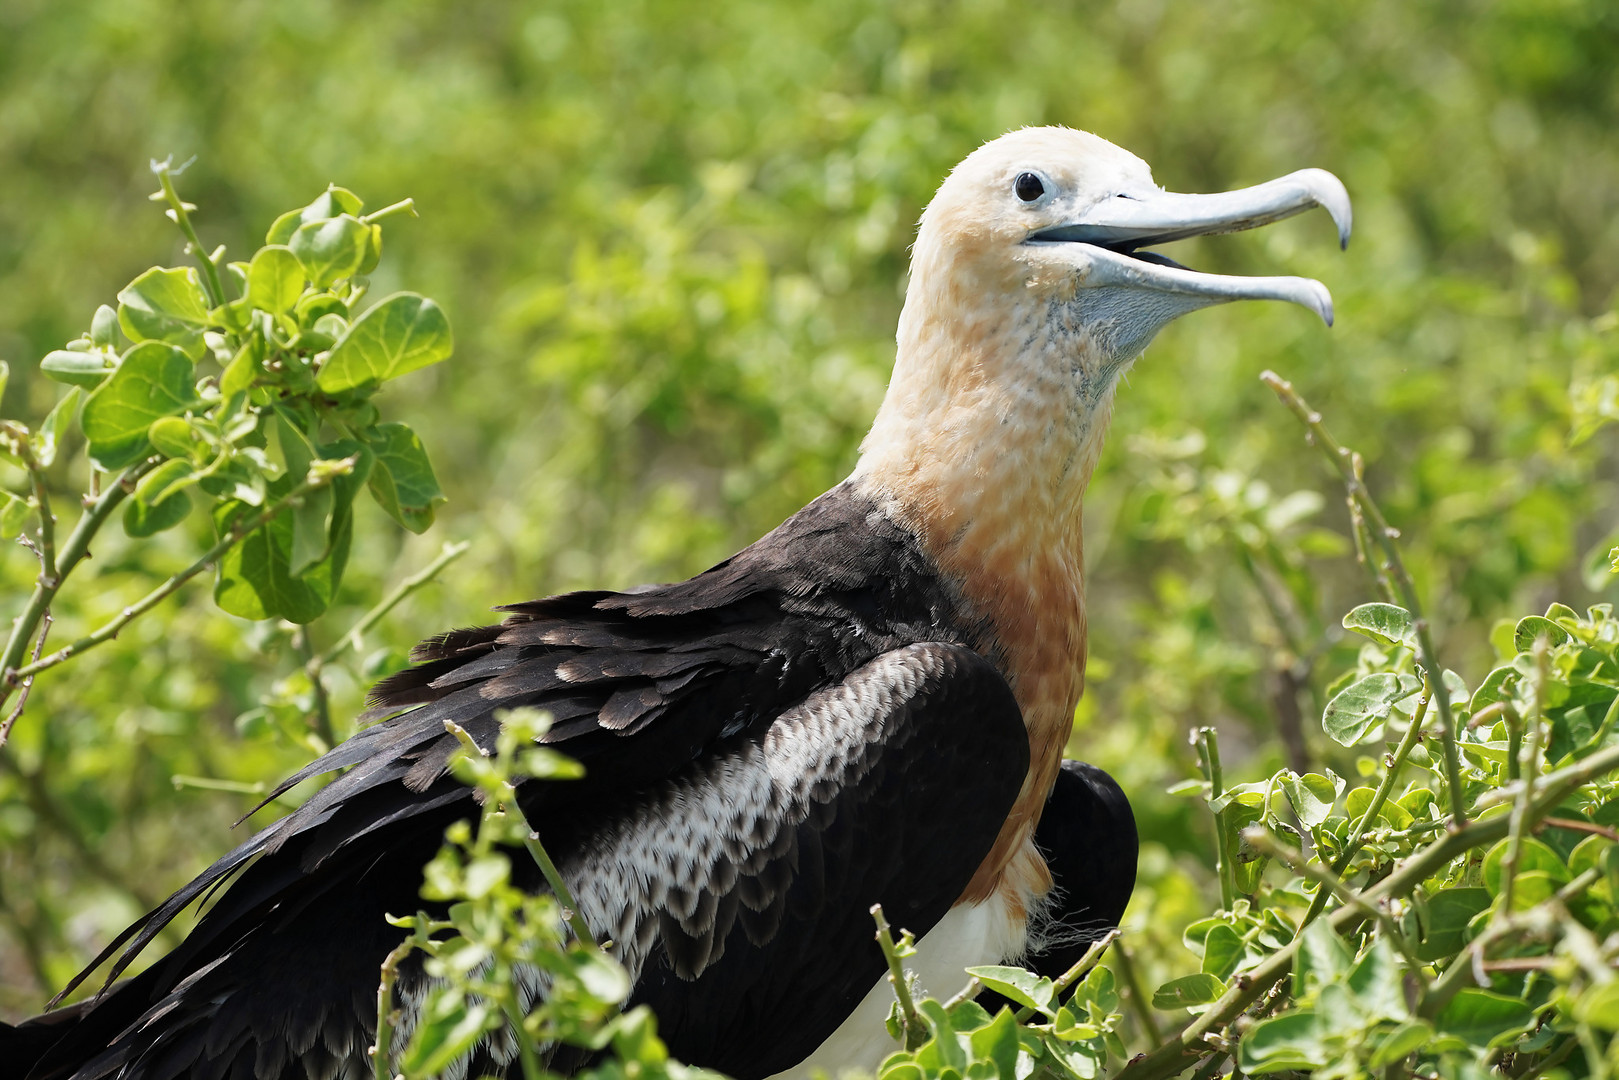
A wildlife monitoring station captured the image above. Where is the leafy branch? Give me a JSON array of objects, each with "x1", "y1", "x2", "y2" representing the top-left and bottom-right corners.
[{"x1": 0, "y1": 165, "x2": 456, "y2": 748}]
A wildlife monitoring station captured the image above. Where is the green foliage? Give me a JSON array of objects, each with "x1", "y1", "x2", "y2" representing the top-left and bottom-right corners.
[{"x1": 380, "y1": 709, "x2": 720, "y2": 1080}]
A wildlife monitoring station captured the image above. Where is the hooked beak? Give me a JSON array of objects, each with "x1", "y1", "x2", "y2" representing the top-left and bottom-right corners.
[{"x1": 1029, "y1": 169, "x2": 1352, "y2": 326}]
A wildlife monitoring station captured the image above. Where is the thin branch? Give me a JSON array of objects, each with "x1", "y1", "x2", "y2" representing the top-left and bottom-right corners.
[
  {"x1": 1302, "y1": 689, "x2": 1429, "y2": 928},
  {"x1": 152, "y1": 159, "x2": 227, "y2": 308},
  {"x1": 317, "y1": 540, "x2": 469, "y2": 666},
  {"x1": 0, "y1": 610, "x2": 50, "y2": 746},
  {"x1": 1262, "y1": 371, "x2": 1467, "y2": 826},
  {"x1": 872, "y1": 903, "x2": 925, "y2": 1050},
  {"x1": 1245, "y1": 830, "x2": 1423, "y2": 970},
  {"x1": 294, "y1": 626, "x2": 336, "y2": 751},
  {"x1": 0, "y1": 459, "x2": 150, "y2": 726},
  {"x1": 9, "y1": 464, "x2": 347, "y2": 684},
  {"x1": 1194, "y1": 727, "x2": 1237, "y2": 910},
  {"x1": 1012, "y1": 930, "x2": 1118, "y2": 1023},
  {"x1": 1112, "y1": 935, "x2": 1164, "y2": 1045},
  {"x1": 1502, "y1": 640, "x2": 1547, "y2": 916}
]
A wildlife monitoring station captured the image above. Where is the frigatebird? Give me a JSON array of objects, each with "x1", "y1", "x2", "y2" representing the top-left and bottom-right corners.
[{"x1": 3, "y1": 126, "x2": 1348, "y2": 1080}]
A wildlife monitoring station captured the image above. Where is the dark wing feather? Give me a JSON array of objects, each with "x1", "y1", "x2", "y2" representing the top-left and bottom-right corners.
[
  {"x1": 556, "y1": 642, "x2": 1029, "y2": 1078},
  {"x1": 28, "y1": 482, "x2": 983, "y2": 1080}
]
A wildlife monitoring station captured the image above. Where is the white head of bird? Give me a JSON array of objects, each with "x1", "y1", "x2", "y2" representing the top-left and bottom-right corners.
[{"x1": 853, "y1": 127, "x2": 1349, "y2": 891}]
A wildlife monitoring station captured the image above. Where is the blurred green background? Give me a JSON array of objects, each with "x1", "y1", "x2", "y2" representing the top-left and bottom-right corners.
[{"x1": 1, "y1": 0, "x2": 1616, "y2": 1024}]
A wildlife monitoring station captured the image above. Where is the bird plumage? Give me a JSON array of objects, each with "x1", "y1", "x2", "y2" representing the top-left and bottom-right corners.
[{"x1": 5, "y1": 126, "x2": 1347, "y2": 1080}]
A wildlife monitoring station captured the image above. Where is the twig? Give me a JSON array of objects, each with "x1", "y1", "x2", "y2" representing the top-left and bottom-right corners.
[
  {"x1": 440, "y1": 719, "x2": 598, "y2": 949},
  {"x1": 1194, "y1": 727, "x2": 1237, "y2": 910},
  {"x1": 1012, "y1": 930, "x2": 1119, "y2": 1023},
  {"x1": 1111, "y1": 935, "x2": 1163, "y2": 1045},
  {"x1": 1262, "y1": 372, "x2": 1466, "y2": 826},
  {"x1": 0, "y1": 460, "x2": 150, "y2": 723},
  {"x1": 1539, "y1": 817, "x2": 1619, "y2": 842},
  {"x1": 317, "y1": 541, "x2": 469, "y2": 666},
  {"x1": 1302, "y1": 689, "x2": 1429, "y2": 928},
  {"x1": 1245, "y1": 830, "x2": 1422, "y2": 970},
  {"x1": 151, "y1": 159, "x2": 227, "y2": 308},
  {"x1": 8, "y1": 465, "x2": 347, "y2": 684},
  {"x1": 295, "y1": 626, "x2": 336, "y2": 751},
  {"x1": 1502, "y1": 640, "x2": 1547, "y2": 916},
  {"x1": 372, "y1": 937, "x2": 413, "y2": 1080},
  {"x1": 872, "y1": 903, "x2": 925, "y2": 1050},
  {"x1": 0, "y1": 610, "x2": 49, "y2": 746}
]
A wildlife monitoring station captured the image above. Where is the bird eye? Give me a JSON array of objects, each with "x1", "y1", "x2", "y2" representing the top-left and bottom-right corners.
[{"x1": 1014, "y1": 172, "x2": 1046, "y2": 202}]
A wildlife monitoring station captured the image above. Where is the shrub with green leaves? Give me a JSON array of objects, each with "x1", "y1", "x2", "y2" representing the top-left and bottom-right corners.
[
  {"x1": 0, "y1": 161, "x2": 452, "y2": 743},
  {"x1": 858, "y1": 381, "x2": 1619, "y2": 1080}
]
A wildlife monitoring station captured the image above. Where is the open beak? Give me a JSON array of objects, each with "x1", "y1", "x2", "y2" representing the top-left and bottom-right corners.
[{"x1": 1029, "y1": 169, "x2": 1352, "y2": 326}]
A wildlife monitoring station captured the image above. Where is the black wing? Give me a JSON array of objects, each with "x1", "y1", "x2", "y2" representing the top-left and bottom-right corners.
[
  {"x1": 564, "y1": 642, "x2": 1029, "y2": 1077},
  {"x1": 23, "y1": 484, "x2": 1009, "y2": 1080}
]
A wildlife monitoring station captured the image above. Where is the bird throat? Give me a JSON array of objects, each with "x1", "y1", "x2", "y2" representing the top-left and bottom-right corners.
[{"x1": 853, "y1": 292, "x2": 1118, "y2": 910}]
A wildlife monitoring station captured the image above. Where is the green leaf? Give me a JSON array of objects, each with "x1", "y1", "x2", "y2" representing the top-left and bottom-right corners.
[
  {"x1": 0, "y1": 358, "x2": 9, "y2": 403},
  {"x1": 1294, "y1": 920, "x2": 1352, "y2": 995},
  {"x1": 1343, "y1": 603, "x2": 1418, "y2": 650},
  {"x1": 0, "y1": 489, "x2": 32, "y2": 539},
  {"x1": 81, "y1": 343, "x2": 195, "y2": 470},
  {"x1": 1433, "y1": 988, "x2": 1534, "y2": 1048},
  {"x1": 366, "y1": 421, "x2": 445, "y2": 533},
  {"x1": 213, "y1": 443, "x2": 368, "y2": 623},
  {"x1": 317, "y1": 292, "x2": 453, "y2": 394},
  {"x1": 1368, "y1": 1020, "x2": 1434, "y2": 1067},
  {"x1": 117, "y1": 266, "x2": 214, "y2": 357},
  {"x1": 1277, "y1": 771, "x2": 1342, "y2": 828},
  {"x1": 1575, "y1": 981, "x2": 1619, "y2": 1030},
  {"x1": 90, "y1": 304, "x2": 119, "y2": 348},
  {"x1": 40, "y1": 349, "x2": 113, "y2": 388},
  {"x1": 134, "y1": 458, "x2": 196, "y2": 507},
  {"x1": 1469, "y1": 665, "x2": 1519, "y2": 713},
  {"x1": 1415, "y1": 888, "x2": 1490, "y2": 961},
  {"x1": 220, "y1": 337, "x2": 264, "y2": 399},
  {"x1": 1200, "y1": 922, "x2": 1244, "y2": 980},
  {"x1": 1236, "y1": 1010, "x2": 1324, "y2": 1073},
  {"x1": 266, "y1": 186, "x2": 366, "y2": 246},
  {"x1": 968, "y1": 1005, "x2": 1021, "y2": 1080},
  {"x1": 964, "y1": 966, "x2": 1056, "y2": 1017},
  {"x1": 1482, "y1": 837, "x2": 1568, "y2": 896},
  {"x1": 123, "y1": 473, "x2": 192, "y2": 537},
  {"x1": 1322, "y1": 672, "x2": 1423, "y2": 746},
  {"x1": 289, "y1": 214, "x2": 369, "y2": 287},
  {"x1": 31, "y1": 387, "x2": 81, "y2": 468},
  {"x1": 247, "y1": 245, "x2": 306, "y2": 314},
  {"x1": 398, "y1": 995, "x2": 492, "y2": 1077},
  {"x1": 1513, "y1": 615, "x2": 1572, "y2": 653},
  {"x1": 1347, "y1": 937, "x2": 1407, "y2": 1020},
  {"x1": 1150, "y1": 973, "x2": 1225, "y2": 1009}
]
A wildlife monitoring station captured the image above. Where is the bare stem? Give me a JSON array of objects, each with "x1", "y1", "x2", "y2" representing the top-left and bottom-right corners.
[
  {"x1": 1261, "y1": 371, "x2": 1466, "y2": 826},
  {"x1": 372, "y1": 937, "x2": 413, "y2": 1080},
  {"x1": 1112, "y1": 935, "x2": 1163, "y2": 1045},
  {"x1": 296, "y1": 626, "x2": 337, "y2": 751},
  {"x1": 152, "y1": 159, "x2": 227, "y2": 308},
  {"x1": 872, "y1": 903, "x2": 925, "y2": 1050},
  {"x1": 318, "y1": 540, "x2": 469, "y2": 667},
  {"x1": 0, "y1": 460, "x2": 150, "y2": 730},
  {"x1": 1194, "y1": 727, "x2": 1237, "y2": 910},
  {"x1": 9, "y1": 466, "x2": 347, "y2": 685}
]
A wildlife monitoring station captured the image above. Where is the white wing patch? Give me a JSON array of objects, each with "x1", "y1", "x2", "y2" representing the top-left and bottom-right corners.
[{"x1": 561, "y1": 645, "x2": 936, "y2": 984}]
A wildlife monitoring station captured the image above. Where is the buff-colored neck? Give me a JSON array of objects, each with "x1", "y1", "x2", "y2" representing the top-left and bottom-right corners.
[{"x1": 851, "y1": 258, "x2": 1119, "y2": 903}]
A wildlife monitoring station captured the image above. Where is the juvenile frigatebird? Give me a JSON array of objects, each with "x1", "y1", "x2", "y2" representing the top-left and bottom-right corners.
[{"x1": 4, "y1": 126, "x2": 1348, "y2": 1080}]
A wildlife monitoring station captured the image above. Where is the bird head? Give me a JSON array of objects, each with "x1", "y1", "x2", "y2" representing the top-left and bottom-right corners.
[{"x1": 894, "y1": 126, "x2": 1351, "y2": 399}]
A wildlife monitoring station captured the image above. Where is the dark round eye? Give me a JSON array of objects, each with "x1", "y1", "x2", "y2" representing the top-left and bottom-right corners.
[{"x1": 1014, "y1": 172, "x2": 1046, "y2": 202}]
